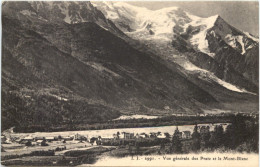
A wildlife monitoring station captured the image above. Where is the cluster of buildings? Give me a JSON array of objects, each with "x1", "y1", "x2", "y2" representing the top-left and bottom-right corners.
[
  {"x1": 1, "y1": 133, "x2": 88, "y2": 146},
  {"x1": 112, "y1": 131, "x2": 191, "y2": 140},
  {"x1": 89, "y1": 125, "x2": 224, "y2": 146}
]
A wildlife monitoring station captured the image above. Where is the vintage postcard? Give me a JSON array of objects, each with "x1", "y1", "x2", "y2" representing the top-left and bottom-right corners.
[{"x1": 1, "y1": 1, "x2": 259, "y2": 166}]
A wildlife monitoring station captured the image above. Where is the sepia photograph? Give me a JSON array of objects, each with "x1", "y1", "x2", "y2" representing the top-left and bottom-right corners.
[{"x1": 1, "y1": 1, "x2": 259, "y2": 166}]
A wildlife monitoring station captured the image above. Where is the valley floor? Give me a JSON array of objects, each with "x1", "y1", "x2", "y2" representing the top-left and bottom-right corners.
[{"x1": 1, "y1": 114, "x2": 258, "y2": 166}]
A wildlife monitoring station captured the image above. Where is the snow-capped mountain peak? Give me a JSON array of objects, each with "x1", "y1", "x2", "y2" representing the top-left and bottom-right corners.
[
  {"x1": 94, "y1": 2, "x2": 258, "y2": 94},
  {"x1": 94, "y1": 2, "x2": 220, "y2": 51},
  {"x1": 94, "y1": 2, "x2": 258, "y2": 56},
  {"x1": 93, "y1": 2, "x2": 185, "y2": 36}
]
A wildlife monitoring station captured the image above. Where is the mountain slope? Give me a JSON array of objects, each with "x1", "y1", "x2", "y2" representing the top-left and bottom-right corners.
[{"x1": 1, "y1": 1, "x2": 232, "y2": 131}]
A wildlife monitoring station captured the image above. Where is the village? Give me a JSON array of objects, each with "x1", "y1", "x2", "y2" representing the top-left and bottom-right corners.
[
  {"x1": 2, "y1": 128, "x2": 192, "y2": 147},
  {"x1": 1, "y1": 123, "x2": 228, "y2": 157}
]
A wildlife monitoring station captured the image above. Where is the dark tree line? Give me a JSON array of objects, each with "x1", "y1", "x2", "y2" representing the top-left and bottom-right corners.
[{"x1": 188, "y1": 115, "x2": 258, "y2": 153}]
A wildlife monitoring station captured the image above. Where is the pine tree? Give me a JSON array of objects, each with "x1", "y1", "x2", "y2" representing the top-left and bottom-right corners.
[
  {"x1": 192, "y1": 124, "x2": 201, "y2": 152},
  {"x1": 213, "y1": 125, "x2": 224, "y2": 148},
  {"x1": 200, "y1": 126, "x2": 210, "y2": 149},
  {"x1": 171, "y1": 127, "x2": 182, "y2": 153}
]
